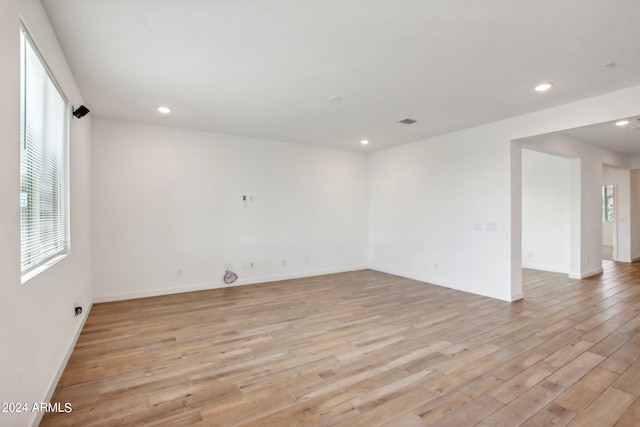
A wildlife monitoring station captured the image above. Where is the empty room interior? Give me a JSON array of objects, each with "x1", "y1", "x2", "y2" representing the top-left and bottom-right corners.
[{"x1": 4, "y1": 0, "x2": 640, "y2": 426}]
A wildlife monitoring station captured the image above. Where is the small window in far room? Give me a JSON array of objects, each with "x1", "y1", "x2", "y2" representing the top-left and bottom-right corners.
[
  {"x1": 20, "y1": 26, "x2": 70, "y2": 280},
  {"x1": 602, "y1": 185, "x2": 614, "y2": 222}
]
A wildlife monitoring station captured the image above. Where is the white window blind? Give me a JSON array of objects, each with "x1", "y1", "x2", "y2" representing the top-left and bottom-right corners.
[{"x1": 20, "y1": 28, "x2": 69, "y2": 275}]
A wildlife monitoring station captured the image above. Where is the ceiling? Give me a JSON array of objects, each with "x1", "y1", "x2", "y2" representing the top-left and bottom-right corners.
[
  {"x1": 559, "y1": 116, "x2": 640, "y2": 157},
  {"x1": 41, "y1": 0, "x2": 640, "y2": 152}
]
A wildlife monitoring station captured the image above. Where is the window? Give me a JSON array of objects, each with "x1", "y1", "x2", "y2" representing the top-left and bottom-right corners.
[
  {"x1": 20, "y1": 28, "x2": 69, "y2": 278},
  {"x1": 602, "y1": 185, "x2": 614, "y2": 222}
]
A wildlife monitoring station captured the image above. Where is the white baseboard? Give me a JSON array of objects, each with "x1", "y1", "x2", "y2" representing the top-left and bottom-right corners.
[
  {"x1": 30, "y1": 302, "x2": 93, "y2": 427},
  {"x1": 511, "y1": 292, "x2": 524, "y2": 302},
  {"x1": 368, "y1": 265, "x2": 516, "y2": 303},
  {"x1": 521, "y1": 263, "x2": 569, "y2": 274},
  {"x1": 569, "y1": 267, "x2": 603, "y2": 280},
  {"x1": 93, "y1": 265, "x2": 368, "y2": 303}
]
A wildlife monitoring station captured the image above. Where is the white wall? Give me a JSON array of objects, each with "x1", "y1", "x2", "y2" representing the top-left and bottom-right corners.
[
  {"x1": 370, "y1": 85, "x2": 640, "y2": 302},
  {"x1": 369, "y1": 129, "x2": 515, "y2": 300},
  {"x1": 521, "y1": 150, "x2": 571, "y2": 273},
  {"x1": 91, "y1": 118, "x2": 368, "y2": 301},
  {"x1": 0, "y1": 1, "x2": 92, "y2": 426}
]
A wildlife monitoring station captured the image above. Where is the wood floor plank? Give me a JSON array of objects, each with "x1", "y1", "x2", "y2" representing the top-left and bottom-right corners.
[
  {"x1": 431, "y1": 343, "x2": 501, "y2": 374},
  {"x1": 547, "y1": 351, "x2": 605, "y2": 388},
  {"x1": 538, "y1": 328, "x2": 584, "y2": 352},
  {"x1": 429, "y1": 394, "x2": 503, "y2": 427},
  {"x1": 491, "y1": 347, "x2": 552, "y2": 381},
  {"x1": 601, "y1": 340, "x2": 640, "y2": 373},
  {"x1": 488, "y1": 361, "x2": 557, "y2": 404},
  {"x1": 348, "y1": 367, "x2": 438, "y2": 409},
  {"x1": 491, "y1": 335, "x2": 546, "y2": 363},
  {"x1": 553, "y1": 367, "x2": 618, "y2": 413},
  {"x1": 566, "y1": 387, "x2": 635, "y2": 427},
  {"x1": 333, "y1": 386, "x2": 435, "y2": 427},
  {"x1": 483, "y1": 380, "x2": 565, "y2": 427},
  {"x1": 543, "y1": 339, "x2": 594, "y2": 369},
  {"x1": 381, "y1": 412, "x2": 427, "y2": 427},
  {"x1": 425, "y1": 355, "x2": 502, "y2": 396},
  {"x1": 41, "y1": 263, "x2": 640, "y2": 426},
  {"x1": 612, "y1": 357, "x2": 640, "y2": 395},
  {"x1": 615, "y1": 396, "x2": 640, "y2": 427},
  {"x1": 519, "y1": 402, "x2": 575, "y2": 427},
  {"x1": 414, "y1": 374, "x2": 502, "y2": 423},
  {"x1": 259, "y1": 377, "x2": 372, "y2": 426}
]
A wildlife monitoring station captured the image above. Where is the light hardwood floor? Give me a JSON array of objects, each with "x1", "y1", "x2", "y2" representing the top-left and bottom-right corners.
[{"x1": 43, "y1": 262, "x2": 640, "y2": 426}]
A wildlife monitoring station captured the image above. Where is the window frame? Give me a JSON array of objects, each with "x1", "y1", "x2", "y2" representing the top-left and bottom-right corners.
[{"x1": 20, "y1": 24, "x2": 71, "y2": 283}]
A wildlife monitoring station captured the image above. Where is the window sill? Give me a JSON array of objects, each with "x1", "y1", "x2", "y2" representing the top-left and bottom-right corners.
[{"x1": 21, "y1": 254, "x2": 68, "y2": 284}]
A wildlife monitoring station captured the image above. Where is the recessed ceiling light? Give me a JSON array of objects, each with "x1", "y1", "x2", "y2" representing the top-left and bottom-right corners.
[
  {"x1": 615, "y1": 120, "x2": 630, "y2": 126},
  {"x1": 361, "y1": 139, "x2": 369, "y2": 145},
  {"x1": 157, "y1": 106, "x2": 171, "y2": 114},
  {"x1": 534, "y1": 82, "x2": 553, "y2": 92}
]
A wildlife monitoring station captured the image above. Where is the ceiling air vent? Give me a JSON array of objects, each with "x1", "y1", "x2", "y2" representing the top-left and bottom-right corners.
[{"x1": 396, "y1": 118, "x2": 417, "y2": 125}]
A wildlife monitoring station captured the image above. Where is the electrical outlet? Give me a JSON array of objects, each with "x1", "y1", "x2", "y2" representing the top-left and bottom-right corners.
[
  {"x1": 250, "y1": 262, "x2": 254, "y2": 269},
  {"x1": 282, "y1": 259, "x2": 287, "y2": 266},
  {"x1": 527, "y1": 252, "x2": 533, "y2": 258},
  {"x1": 177, "y1": 268, "x2": 183, "y2": 277},
  {"x1": 225, "y1": 264, "x2": 232, "y2": 271}
]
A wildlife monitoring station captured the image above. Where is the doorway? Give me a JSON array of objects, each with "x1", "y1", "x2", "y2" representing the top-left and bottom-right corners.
[
  {"x1": 521, "y1": 148, "x2": 571, "y2": 274},
  {"x1": 601, "y1": 183, "x2": 615, "y2": 261}
]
